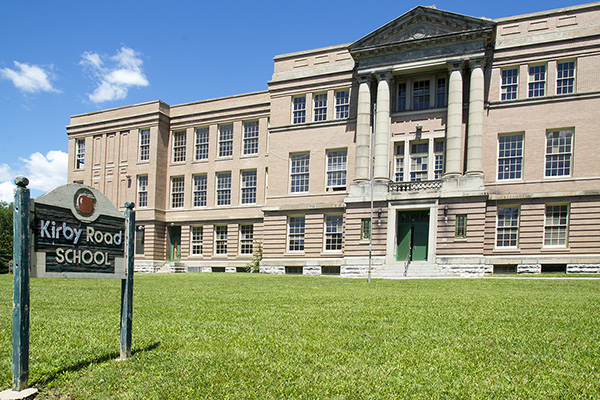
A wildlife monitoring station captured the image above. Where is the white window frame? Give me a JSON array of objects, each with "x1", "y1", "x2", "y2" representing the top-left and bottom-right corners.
[
  {"x1": 394, "y1": 142, "x2": 405, "y2": 182},
  {"x1": 243, "y1": 120, "x2": 259, "y2": 155},
  {"x1": 137, "y1": 175, "x2": 148, "y2": 208},
  {"x1": 324, "y1": 214, "x2": 343, "y2": 252},
  {"x1": 170, "y1": 176, "x2": 185, "y2": 209},
  {"x1": 194, "y1": 127, "x2": 209, "y2": 160},
  {"x1": 335, "y1": 89, "x2": 349, "y2": 119},
  {"x1": 193, "y1": 174, "x2": 207, "y2": 207},
  {"x1": 287, "y1": 215, "x2": 305, "y2": 252},
  {"x1": 556, "y1": 60, "x2": 576, "y2": 95},
  {"x1": 496, "y1": 206, "x2": 520, "y2": 248},
  {"x1": 75, "y1": 138, "x2": 85, "y2": 169},
  {"x1": 313, "y1": 92, "x2": 327, "y2": 122},
  {"x1": 216, "y1": 171, "x2": 231, "y2": 206},
  {"x1": 290, "y1": 152, "x2": 310, "y2": 193},
  {"x1": 500, "y1": 67, "x2": 518, "y2": 101},
  {"x1": 172, "y1": 130, "x2": 186, "y2": 163},
  {"x1": 545, "y1": 129, "x2": 573, "y2": 178},
  {"x1": 214, "y1": 225, "x2": 228, "y2": 255},
  {"x1": 326, "y1": 149, "x2": 347, "y2": 190},
  {"x1": 239, "y1": 224, "x2": 254, "y2": 255},
  {"x1": 292, "y1": 95, "x2": 306, "y2": 124},
  {"x1": 218, "y1": 124, "x2": 233, "y2": 158},
  {"x1": 544, "y1": 204, "x2": 569, "y2": 247},
  {"x1": 434, "y1": 139, "x2": 444, "y2": 180},
  {"x1": 241, "y1": 170, "x2": 257, "y2": 205},
  {"x1": 409, "y1": 141, "x2": 429, "y2": 182},
  {"x1": 497, "y1": 133, "x2": 524, "y2": 181},
  {"x1": 139, "y1": 128, "x2": 150, "y2": 161},
  {"x1": 528, "y1": 64, "x2": 546, "y2": 98},
  {"x1": 190, "y1": 225, "x2": 203, "y2": 256}
]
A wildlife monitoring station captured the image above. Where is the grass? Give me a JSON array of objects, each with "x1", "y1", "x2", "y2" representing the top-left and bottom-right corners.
[{"x1": 0, "y1": 273, "x2": 599, "y2": 399}]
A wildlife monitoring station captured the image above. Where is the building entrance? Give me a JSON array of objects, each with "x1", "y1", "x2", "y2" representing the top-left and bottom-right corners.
[
  {"x1": 169, "y1": 226, "x2": 181, "y2": 262},
  {"x1": 396, "y1": 211, "x2": 429, "y2": 262}
]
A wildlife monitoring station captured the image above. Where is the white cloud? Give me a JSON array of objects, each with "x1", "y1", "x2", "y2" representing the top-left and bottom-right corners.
[
  {"x1": 0, "y1": 150, "x2": 68, "y2": 203},
  {"x1": 81, "y1": 46, "x2": 149, "y2": 103},
  {"x1": 0, "y1": 61, "x2": 59, "y2": 94}
]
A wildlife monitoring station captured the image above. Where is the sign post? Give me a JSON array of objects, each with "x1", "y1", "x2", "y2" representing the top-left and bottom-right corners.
[
  {"x1": 12, "y1": 177, "x2": 31, "y2": 392},
  {"x1": 120, "y1": 202, "x2": 135, "y2": 359}
]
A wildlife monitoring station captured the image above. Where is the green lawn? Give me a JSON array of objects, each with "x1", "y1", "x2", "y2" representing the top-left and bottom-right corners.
[{"x1": 0, "y1": 273, "x2": 599, "y2": 399}]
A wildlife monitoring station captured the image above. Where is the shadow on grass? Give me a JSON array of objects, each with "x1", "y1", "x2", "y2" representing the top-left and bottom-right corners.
[{"x1": 31, "y1": 341, "x2": 161, "y2": 386}]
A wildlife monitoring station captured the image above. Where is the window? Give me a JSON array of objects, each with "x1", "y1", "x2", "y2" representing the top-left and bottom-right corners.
[
  {"x1": 496, "y1": 207, "x2": 519, "y2": 248},
  {"x1": 501, "y1": 68, "x2": 518, "y2": 101},
  {"x1": 326, "y1": 149, "x2": 347, "y2": 190},
  {"x1": 498, "y1": 134, "x2": 523, "y2": 180},
  {"x1": 135, "y1": 225, "x2": 145, "y2": 255},
  {"x1": 361, "y1": 218, "x2": 371, "y2": 241},
  {"x1": 410, "y1": 142, "x2": 428, "y2": 181},
  {"x1": 293, "y1": 96, "x2": 306, "y2": 124},
  {"x1": 335, "y1": 89, "x2": 349, "y2": 119},
  {"x1": 413, "y1": 80, "x2": 430, "y2": 110},
  {"x1": 528, "y1": 64, "x2": 546, "y2": 98},
  {"x1": 191, "y1": 226, "x2": 203, "y2": 255},
  {"x1": 243, "y1": 121, "x2": 259, "y2": 155},
  {"x1": 314, "y1": 93, "x2": 327, "y2": 122},
  {"x1": 76, "y1": 139, "x2": 85, "y2": 169},
  {"x1": 556, "y1": 61, "x2": 575, "y2": 95},
  {"x1": 434, "y1": 140, "x2": 444, "y2": 180},
  {"x1": 436, "y1": 78, "x2": 447, "y2": 107},
  {"x1": 193, "y1": 174, "x2": 207, "y2": 207},
  {"x1": 545, "y1": 129, "x2": 573, "y2": 177},
  {"x1": 240, "y1": 224, "x2": 254, "y2": 255},
  {"x1": 290, "y1": 152, "x2": 309, "y2": 193},
  {"x1": 394, "y1": 143, "x2": 405, "y2": 182},
  {"x1": 139, "y1": 129, "x2": 150, "y2": 161},
  {"x1": 325, "y1": 214, "x2": 343, "y2": 251},
  {"x1": 218, "y1": 124, "x2": 233, "y2": 158},
  {"x1": 288, "y1": 216, "x2": 305, "y2": 252},
  {"x1": 171, "y1": 177, "x2": 184, "y2": 208},
  {"x1": 195, "y1": 127, "x2": 209, "y2": 160},
  {"x1": 216, "y1": 172, "x2": 231, "y2": 206},
  {"x1": 172, "y1": 131, "x2": 186, "y2": 163},
  {"x1": 241, "y1": 170, "x2": 257, "y2": 204},
  {"x1": 455, "y1": 214, "x2": 467, "y2": 238},
  {"x1": 137, "y1": 175, "x2": 148, "y2": 208},
  {"x1": 397, "y1": 83, "x2": 407, "y2": 111},
  {"x1": 544, "y1": 204, "x2": 568, "y2": 246},
  {"x1": 215, "y1": 225, "x2": 227, "y2": 255}
]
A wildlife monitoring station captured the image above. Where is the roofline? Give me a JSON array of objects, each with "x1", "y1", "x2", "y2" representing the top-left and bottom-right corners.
[
  {"x1": 494, "y1": 1, "x2": 600, "y2": 23},
  {"x1": 273, "y1": 43, "x2": 350, "y2": 62}
]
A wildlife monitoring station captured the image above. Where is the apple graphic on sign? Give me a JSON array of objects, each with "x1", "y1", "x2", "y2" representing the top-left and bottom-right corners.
[{"x1": 77, "y1": 193, "x2": 94, "y2": 215}]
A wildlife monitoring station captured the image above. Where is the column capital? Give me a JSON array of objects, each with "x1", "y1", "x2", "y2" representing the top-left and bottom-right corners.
[
  {"x1": 468, "y1": 58, "x2": 485, "y2": 69},
  {"x1": 376, "y1": 72, "x2": 393, "y2": 82},
  {"x1": 356, "y1": 74, "x2": 371, "y2": 84},
  {"x1": 447, "y1": 62, "x2": 464, "y2": 73}
]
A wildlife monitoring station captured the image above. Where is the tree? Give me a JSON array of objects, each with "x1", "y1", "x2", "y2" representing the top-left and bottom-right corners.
[{"x1": 0, "y1": 201, "x2": 13, "y2": 273}]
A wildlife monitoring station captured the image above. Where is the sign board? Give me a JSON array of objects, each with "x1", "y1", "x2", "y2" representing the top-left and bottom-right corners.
[{"x1": 32, "y1": 184, "x2": 126, "y2": 279}]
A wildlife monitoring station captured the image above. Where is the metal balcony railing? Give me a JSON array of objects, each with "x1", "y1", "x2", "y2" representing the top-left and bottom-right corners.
[{"x1": 388, "y1": 179, "x2": 441, "y2": 193}]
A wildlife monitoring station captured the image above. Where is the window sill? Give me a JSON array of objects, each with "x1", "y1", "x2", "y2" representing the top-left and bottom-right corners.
[
  {"x1": 541, "y1": 246, "x2": 569, "y2": 252},
  {"x1": 216, "y1": 156, "x2": 233, "y2": 161},
  {"x1": 240, "y1": 154, "x2": 258, "y2": 159}
]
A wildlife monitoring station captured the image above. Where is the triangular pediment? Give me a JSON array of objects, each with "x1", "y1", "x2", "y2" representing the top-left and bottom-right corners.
[{"x1": 349, "y1": 6, "x2": 496, "y2": 53}]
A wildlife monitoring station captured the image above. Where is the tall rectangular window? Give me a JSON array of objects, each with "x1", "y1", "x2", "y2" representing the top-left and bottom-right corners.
[
  {"x1": 240, "y1": 224, "x2": 254, "y2": 255},
  {"x1": 325, "y1": 214, "x2": 343, "y2": 251},
  {"x1": 290, "y1": 153, "x2": 310, "y2": 193},
  {"x1": 556, "y1": 61, "x2": 575, "y2": 95},
  {"x1": 76, "y1": 139, "x2": 85, "y2": 169},
  {"x1": 215, "y1": 225, "x2": 227, "y2": 255},
  {"x1": 218, "y1": 124, "x2": 233, "y2": 158},
  {"x1": 397, "y1": 83, "x2": 407, "y2": 111},
  {"x1": 394, "y1": 143, "x2": 404, "y2": 182},
  {"x1": 413, "y1": 80, "x2": 430, "y2": 110},
  {"x1": 193, "y1": 174, "x2": 207, "y2": 207},
  {"x1": 171, "y1": 176, "x2": 184, "y2": 208},
  {"x1": 241, "y1": 170, "x2": 257, "y2": 204},
  {"x1": 528, "y1": 64, "x2": 546, "y2": 98},
  {"x1": 545, "y1": 129, "x2": 573, "y2": 177},
  {"x1": 135, "y1": 225, "x2": 145, "y2": 255},
  {"x1": 436, "y1": 78, "x2": 447, "y2": 107},
  {"x1": 410, "y1": 142, "x2": 428, "y2": 181},
  {"x1": 293, "y1": 95, "x2": 306, "y2": 124},
  {"x1": 139, "y1": 129, "x2": 150, "y2": 161},
  {"x1": 288, "y1": 216, "x2": 305, "y2": 252},
  {"x1": 361, "y1": 218, "x2": 371, "y2": 241},
  {"x1": 137, "y1": 175, "x2": 148, "y2": 208},
  {"x1": 172, "y1": 131, "x2": 186, "y2": 163},
  {"x1": 335, "y1": 89, "x2": 349, "y2": 119},
  {"x1": 501, "y1": 68, "x2": 518, "y2": 101},
  {"x1": 455, "y1": 214, "x2": 467, "y2": 238},
  {"x1": 434, "y1": 140, "x2": 444, "y2": 179},
  {"x1": 195, "y1": 127, "x2": 209, "y2": 160},
  {"x1": 243, "y1": 121, "x2": 259, "y2": 155},
  {"x1": 314, "y1": 93, "x2": 327, "y2": 122},
  {"x1": 498, "y1": 134, "x2": 523, "y2": 180},
  {"x1": 191, "y1": 226, "x2": 203, "y2": 255},
  {"x1": 216, "y1": 172, "x2": 231, "y2": 206},
  {"x1": 544, "y1": 204, "x2": 568, "y2": 247},
  {"x1": 326, "y1": 149, "x2": 347, "y2": 190},
  {"x1": 496, "y1": 206, "x2": 519, "y2": 248}
]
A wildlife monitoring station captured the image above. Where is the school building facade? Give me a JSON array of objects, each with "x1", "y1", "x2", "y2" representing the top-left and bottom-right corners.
[{"x1": 67, "y1": 3, "x2": 600, "y2": 277}]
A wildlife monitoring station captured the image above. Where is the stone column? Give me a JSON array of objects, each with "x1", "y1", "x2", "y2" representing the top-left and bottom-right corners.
[
  {"x1": 467, "y1": 61, "x2": 484, "y2": 175},
  {"x1": 374, "y1": 74, "x2": 391, "y2": 181},
  {"x1": 354, "y1": 76, "x2": 371, "y2": 182},
  {"x1": 444, "y1": 64, "x2": 463, "y2": 177}
]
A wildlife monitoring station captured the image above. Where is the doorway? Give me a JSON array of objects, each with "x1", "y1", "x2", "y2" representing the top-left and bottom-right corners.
[
  {"x1": 169, "y1": 226, "x2": 181, "y2": 262},
  {"x1": 396, "y1": 211, "x2": 429, "y2": 262}
]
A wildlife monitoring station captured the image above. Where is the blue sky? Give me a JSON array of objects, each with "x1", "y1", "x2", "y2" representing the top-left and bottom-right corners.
[{"x1": 0, "y1": 0, "x2": 588, "y2": 201}]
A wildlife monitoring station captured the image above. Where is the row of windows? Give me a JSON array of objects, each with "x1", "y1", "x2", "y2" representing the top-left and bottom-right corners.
[
  {"x1": 494, "y1": 204, "x2": 569, "y2": 248},
  {"x1": 397, "y1": 75, "x2": 447, "y2": 112},
  {"x1": 497, "y1": 129, "x2": 573, "y2": 181},
  {"x1": 290, "y1": 149, "x2": 348, "y2": 193},
  {"x1": 292, "y1": 89, "x2": 350, "y2": 124},
  {"x1": 394, "y1": 139, "x2": 444, "y2": 182},
  {"x1": 287, "y1": 215, "x2": 343, "y2": 252},
  {"x1": 501, "y1": 60, "x2": 575, "y2": 101}
]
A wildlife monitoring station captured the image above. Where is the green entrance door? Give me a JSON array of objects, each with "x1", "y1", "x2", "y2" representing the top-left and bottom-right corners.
[
  {"x1": 170, "y1": 226, "x2": 181, "y2": 262},
  {"x1": 396, "y1": 211, "x2": 429, "y2": 262}
]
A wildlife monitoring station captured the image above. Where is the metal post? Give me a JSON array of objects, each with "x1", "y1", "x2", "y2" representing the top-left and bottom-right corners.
[
  {"x1": 369, "y1": 103, "x2": 376, "y2": 283},
  {"x1": 120, "y1": 202, "x2": 135, "y2": 360},
  {"x1": 12, "y1": 177, "x2": 31, "y2": 391}
]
